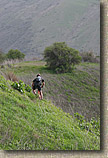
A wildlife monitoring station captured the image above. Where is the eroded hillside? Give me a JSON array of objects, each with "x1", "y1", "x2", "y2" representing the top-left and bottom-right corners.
[{"x1": 0, "y1": 0, "x2": 100, "y2": 57}]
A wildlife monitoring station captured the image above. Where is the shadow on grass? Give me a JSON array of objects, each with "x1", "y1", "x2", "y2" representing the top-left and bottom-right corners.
[{"x1": 38, "y1": 66, "x2": 56, "y2": 74}]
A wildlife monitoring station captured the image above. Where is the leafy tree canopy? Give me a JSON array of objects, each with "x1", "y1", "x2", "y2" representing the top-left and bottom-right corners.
[
  {"x1": 44, "y1": 42, "x2": 82, "y2": 73},
  {"x1": 6, "y1": 49, "x2": 25, "y2": 60}
]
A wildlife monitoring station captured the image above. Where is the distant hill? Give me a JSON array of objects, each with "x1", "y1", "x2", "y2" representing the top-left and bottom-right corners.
[{"x1": 0, "y1": 0, "x2": 100, "y2": 57}]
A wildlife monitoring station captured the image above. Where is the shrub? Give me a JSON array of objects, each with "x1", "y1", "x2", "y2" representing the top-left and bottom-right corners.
[
  {"x1": 12, "y1": 80, "x2": 25, "y2": 93},
  {"x1": 0, "y1": 50, "x2": 5, "y2": 64},
  {"x1": 81, "y1": 51, "x2": 99, "y2": 63},
  {"x1": 11, "y1": 80, "x2": 32, "y2": 94},
  {"x1": 6, "y1": 49, "x2": 25, "y2": 60},
  {"x1": 25, "y1": 84, "x2": 32, "y2": 92},
  {"x1": 43, "y1": 42, "x2": 82, "y2": 73}
]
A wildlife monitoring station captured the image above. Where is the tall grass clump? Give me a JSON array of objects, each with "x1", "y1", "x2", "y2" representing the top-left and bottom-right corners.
[{"x1": 5, "y1": 72, "x2": 18, "y2": 82}]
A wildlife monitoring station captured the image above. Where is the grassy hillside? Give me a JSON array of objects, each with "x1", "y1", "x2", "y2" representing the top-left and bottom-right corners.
[
  {"x1": 0, "y1": 74, "x2": 100, "y2": 150},
  {"x1": 0, "y1": 0, "x2": 100, "y2": 57},
  {"x1": 1, "y1": 61, "x2": 100, "y2": 121}
]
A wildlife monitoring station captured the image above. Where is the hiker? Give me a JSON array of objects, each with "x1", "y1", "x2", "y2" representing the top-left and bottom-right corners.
[{"x1": 32, "y1": 74, "x2": 45, "y2": 100}]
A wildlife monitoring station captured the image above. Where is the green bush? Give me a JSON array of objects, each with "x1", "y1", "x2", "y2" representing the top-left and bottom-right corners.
[
  {"x1": 6, "y1": 49, "x2": 25, "y2": 60},
  {"x1": 25, "y1": 84, "x2": 32, "y2": 92},
  {"x1": 44, "y1": 42, "x2": 82, "y2": 73},
  {"x1": 11, "y1": 80, "x2": 32, "y2": 94}
]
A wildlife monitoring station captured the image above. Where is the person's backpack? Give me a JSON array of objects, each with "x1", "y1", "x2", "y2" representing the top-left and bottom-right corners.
[{"x1": 33, "y1": 76, "x2": 41, "y2": 87}]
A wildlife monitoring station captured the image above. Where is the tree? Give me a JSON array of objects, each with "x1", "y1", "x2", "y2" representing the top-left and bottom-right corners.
[
  {"x1": 6, "y1": 49, "x2": 25, "y2": 60},
  {"x1": 43, "y1": 42, "x2": 82, "y2": 73}
]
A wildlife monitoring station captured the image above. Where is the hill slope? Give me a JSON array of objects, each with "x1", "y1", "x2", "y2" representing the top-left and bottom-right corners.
[
  {"x1": 0, "y1": 0, "x2": 100, "y2": 57},
  {"x1": 0, "y1": 75, "x2": 100, "y2": 150},
  {"x1": 2, "y1": 61, "x2": 100, "y2": 121}
]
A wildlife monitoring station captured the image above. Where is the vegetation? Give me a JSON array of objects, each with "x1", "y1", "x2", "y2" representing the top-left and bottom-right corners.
[
  {"x1": 44, "y1": 42, "x2": 82, "y2": 73},
  {"x1": 5, "y1": 72, "x2": 18, "y2": 82},
  {"x1": 81, "y1": 51, "x2": 100, "y2": 63},
  {"x1": 0, "y1": 50, "x2": 5, "y2": 64},
  {"x1": 1, "y1": 60, "x2": 100, "y2": 120},
  {"x1": 6, "y1": 49, "x2": 25, "y2": 60},
  {"x1": 0, "y1": 75, "x2": 100, "y2": 150},
  {"x1": 74, "y1": 113, "x2": 100, "y2": 136},
  {"x1": 11, "y1": 80, "x2": 32, "y2": 93}
]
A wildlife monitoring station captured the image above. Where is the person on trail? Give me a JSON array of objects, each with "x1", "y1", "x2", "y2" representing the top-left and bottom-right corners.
[{"x1": 32, "y1": 74, "x2": 45, "y2": 100}]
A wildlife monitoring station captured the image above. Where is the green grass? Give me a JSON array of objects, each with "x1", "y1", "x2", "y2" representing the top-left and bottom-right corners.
[
  {"x1": 5, "y1": 61, "x2": 54, "y2": 75},
  {"x1": 1, "y1": 61, "x2": 100, "y2": 120},
  {"x1": 0, "y1": 75, "x2": 100, "y2": 150}
]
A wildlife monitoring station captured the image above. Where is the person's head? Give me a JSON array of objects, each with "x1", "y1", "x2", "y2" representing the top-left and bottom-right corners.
[{"x1": 37, "y1": 73, "x2": 40, "y2": 77}]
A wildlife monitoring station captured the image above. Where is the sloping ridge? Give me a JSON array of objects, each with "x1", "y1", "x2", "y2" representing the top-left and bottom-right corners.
[{"x1": 0, "y1": 74, "x2": 100, "y2": 150}]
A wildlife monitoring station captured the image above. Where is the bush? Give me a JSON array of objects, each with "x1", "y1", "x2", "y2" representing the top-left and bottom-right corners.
[
  {"x1": 11, "y1": 80, "x2": 32, "y2": 94},
  {"x1": 43, "y1": 42, "x2": 82, "y2": 73},
  {"x1": 25, "y1": 84, "x2": 32, "y2": 92},
  {"x1": 81, "y1": 51, "x2": 100, "y2": 63},
  {"x1": 6, "y1": 49, "x2": 25, "y2": 60},
  {"x1": 0, "y1": 50, "x2": 5, "y2": 64}
]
